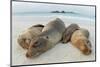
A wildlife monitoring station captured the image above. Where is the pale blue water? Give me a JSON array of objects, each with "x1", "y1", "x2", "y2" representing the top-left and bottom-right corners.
[
  {"x1": 13, "y1": 12, "x2": 95, "y2": 22},
  {"x1": 13, "y1": 12, "x2": 95, "y2": 20},
  {"x1": 12, "y1": 1, "x2": 95, "y2": 22}
]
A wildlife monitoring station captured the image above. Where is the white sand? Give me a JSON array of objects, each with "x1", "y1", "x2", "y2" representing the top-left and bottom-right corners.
[{"x1": 12, "y1": 15, "x2": 95, "y2": 65}]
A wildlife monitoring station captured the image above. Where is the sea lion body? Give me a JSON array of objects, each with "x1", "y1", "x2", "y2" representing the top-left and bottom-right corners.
[
  {"x1": 17, "y1": 24, "x2": 44, "y2": 49},
  {"x1": 71, "y1": 28, "x2": 91, "y2": 55},
  {"x1": 62, "y1": 24, "x2": 79, "y2": 43},
  {"x1": 41, "y1": 18, "x2": 66, "y2": 45},
  {"x1": 26, "y1": 18, "x2": 66, "y2": 58}
]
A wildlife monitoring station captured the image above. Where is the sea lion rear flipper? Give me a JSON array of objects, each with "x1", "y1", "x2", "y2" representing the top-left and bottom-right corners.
[
  {"x1": 29, "y1": 24, "x2": 44, "y2": 29},
  {"x1": 17, "y1": 36, "x2": 29, "y2": 49}
]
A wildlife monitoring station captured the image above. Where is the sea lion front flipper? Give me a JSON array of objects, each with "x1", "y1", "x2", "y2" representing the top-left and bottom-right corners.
[
  {"x1": 33, "y1": 24, "x2": 44, "y2": 27},
  {"x1": 61, "y1": 28, "x2": 70, "y2": 43}
]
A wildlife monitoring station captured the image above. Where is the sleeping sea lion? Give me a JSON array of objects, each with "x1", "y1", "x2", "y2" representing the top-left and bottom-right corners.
[
  {"x1": 62, "y1": 24, "x2": 79, "y2": 43},
  {"x1": 71, "y1": 28, "x2": 92, "y2": 55},
  {"x1": 17, "y1": 24, "x2": 44, "y2": 49},
  {"x1": 26, "y1": 18, "x2": 66, "y2": 58}
]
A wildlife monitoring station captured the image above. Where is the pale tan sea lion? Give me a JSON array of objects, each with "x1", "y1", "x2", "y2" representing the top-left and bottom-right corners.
[
  {"x1": 62, "y1": 24, "x2": 79, "y2": 43},
  {"x1": 26, "y1": 18, "x2": 66, "y2": 58},
  {"x1": 71, "y1": 28, "x2": 92, "y2": 55},
  {"x1": 17, "y1": 24, "x2": 44, "y2": 49}
]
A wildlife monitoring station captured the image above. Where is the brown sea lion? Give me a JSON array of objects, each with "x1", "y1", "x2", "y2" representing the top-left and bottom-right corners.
[
  {"x1": 26, "y1": 18, "x2": 66, "y2": 58},
  {"x1": 62, "y1": 24, "x2": 79, "y2": 43},
  {"x1": 71, "y1": 28, "x2": 92, "y2": 55},
  {"x1": 17, "y1": 24, "x2": 44, "y2": 49}
]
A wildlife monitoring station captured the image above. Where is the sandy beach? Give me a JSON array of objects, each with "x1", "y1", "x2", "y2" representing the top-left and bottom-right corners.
[{"x1": 12, "y1": 15, "x2": 95, "y2": 65}]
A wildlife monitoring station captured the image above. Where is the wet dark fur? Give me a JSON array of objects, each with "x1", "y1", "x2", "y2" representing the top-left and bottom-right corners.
[{"x1": 62, "y1": 24, "x2": 79, "y2": 43}]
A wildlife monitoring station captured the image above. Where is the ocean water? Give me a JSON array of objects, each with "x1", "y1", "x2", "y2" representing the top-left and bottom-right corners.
[
  {"x1": 13, "y1": 12, "x2": 95, "y2": 23},
  {"x1": 12, "y1": 1, "x2": 95, "y2": 23},
  {"x1": 13, "y1": 12, "x2": 95, "y2": 18}
]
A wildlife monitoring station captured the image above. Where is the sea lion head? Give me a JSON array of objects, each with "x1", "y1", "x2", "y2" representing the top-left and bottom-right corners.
[
  {"x1": 77, "y1": 39, "x2": 92, "y2": 55},
  {"x1": 17, "y1": 35, "x2": 31, "y2": 49},
  {"x1": 26, "y1": 36, "x2": 49, "y2": 58}
]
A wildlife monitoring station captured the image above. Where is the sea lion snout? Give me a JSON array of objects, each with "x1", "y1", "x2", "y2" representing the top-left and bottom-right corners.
[
  {"x1": 26, "y1": 51, "x2": 33, "y2": 58},
  {"x1": 82, "y1": 48, "x2": 91, "y2": 55},
  {"x1": 26, "y1": 46, "x2": 38, "y2": 58},
  {"x1": 83, "y1": 40, "x2": 92, "y2": 55},
  {"x1": 26, "y1": 37, "x2": 48, "y2": 58},
  {"x1": 80, "y1": 44, "x2": 91, "y2": 55},
  {"x1": 26, "y1": 50, "x2": 39, "y2": 58},
  {"x1": 78, "y1": 39, "x2": 92, "y2": 55}
]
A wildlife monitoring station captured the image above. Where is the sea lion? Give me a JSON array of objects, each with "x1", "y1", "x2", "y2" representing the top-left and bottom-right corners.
[
  {"x1": 62, "y1": 24, "x2": 79, "y2": 43},
  {"x1": 17, "y1": 24, "x2": 44, "y2": 49},
  {"x1": 26, "y1": 18, "x2": 66, "y2": 58},
  {"x1": 71, "y1": 28, "x2": 92, "y2": 55}
]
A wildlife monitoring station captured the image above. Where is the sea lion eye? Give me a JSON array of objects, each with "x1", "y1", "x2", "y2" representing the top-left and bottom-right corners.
[
  {"x1": 46, "y1": 36, "x2": 49, "y2": 39},
  {"x1": 87, "y1": 40, "x2": 91, "y2": 48},
  {"x1": 32, "y1": 41, "x2": 38, "y2": 48},
  {"x1": 35, "y1": 41, "x2": 38, "y2": 44},
  {"x1": 86, "y1": 40, "x2": 90, "y2": 45},
  {"x1": 23, "y1": 38, "x2": 26, "y2": 42}
]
